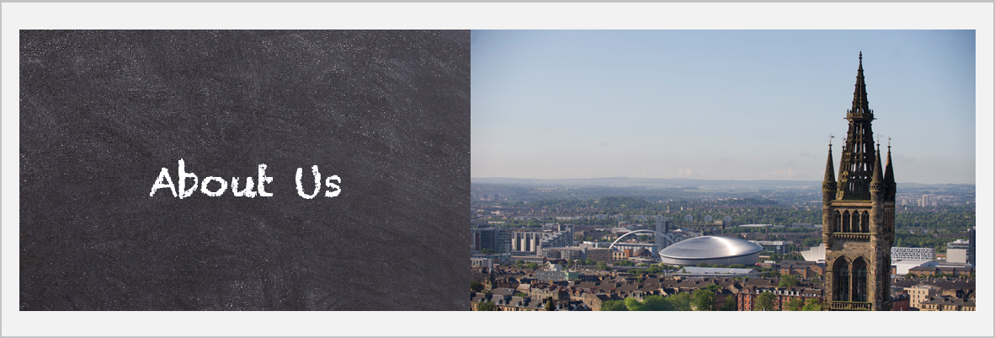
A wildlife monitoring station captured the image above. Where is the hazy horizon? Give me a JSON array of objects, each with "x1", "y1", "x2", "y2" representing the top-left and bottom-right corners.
[
  {"x1": 471, "y1": 30, "x2": 978, "y2": 185},
  {"x1": 469, "y1": 175, "x2": 973, "y2": 186}
]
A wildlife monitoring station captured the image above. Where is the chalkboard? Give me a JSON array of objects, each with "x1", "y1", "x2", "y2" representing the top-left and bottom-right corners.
[{"x1": 20, "y1": 30, "x2": 469, "y2": 310}]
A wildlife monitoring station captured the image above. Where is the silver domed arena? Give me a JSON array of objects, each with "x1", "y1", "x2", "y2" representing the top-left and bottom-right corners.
[{"x1": 659, "y1": 236, "x2": 762, "y2": 266}]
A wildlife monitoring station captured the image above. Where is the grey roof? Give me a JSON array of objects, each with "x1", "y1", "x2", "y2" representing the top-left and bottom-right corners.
[
  {"x1": 659, "y1": 236, "x2": 762, "y2": 260},
  {"x1": 678, "y1": 267, "x2": 757, "y2": 275}
]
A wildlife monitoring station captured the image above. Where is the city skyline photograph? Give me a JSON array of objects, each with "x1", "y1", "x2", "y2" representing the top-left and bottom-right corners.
[
  {"x1": 469, "y1": 28, "x2": 981, "y2": 317},
  {"x1": 471, "y1": 30, "x2": 977, "y2": 185}
]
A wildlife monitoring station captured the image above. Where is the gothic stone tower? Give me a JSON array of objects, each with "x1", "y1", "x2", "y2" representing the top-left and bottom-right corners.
[{"x1": 821, "y1": 53, "x2": 897, "y2": 311}]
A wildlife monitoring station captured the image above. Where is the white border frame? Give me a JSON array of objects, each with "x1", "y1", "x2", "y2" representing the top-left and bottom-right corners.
[{"x1": 3, "y1": 2, "x2": 992, "y2": 337}]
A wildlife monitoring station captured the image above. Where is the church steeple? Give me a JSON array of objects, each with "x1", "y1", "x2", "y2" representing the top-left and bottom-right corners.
[{"x1": 837, "y1": 52, "x2": 877, "y2": 200}]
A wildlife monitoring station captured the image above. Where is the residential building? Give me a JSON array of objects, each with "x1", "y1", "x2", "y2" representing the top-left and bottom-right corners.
[
  {"x1": 904, "y1": 284, "x2": 939, "y2": 309},
  {"x1": 907, "y1": 265, "x2": 974, "y2": 277},
  {"x1": 511, "y1": 225, "x2": 575, "y2": 255},
  {"x1": 919, "y1": 296, "x2": 975, "y2": 311},
  {"x1": 470, "y1": 257, "x2": 494, "y2": 269},
  {"x1": 534, "y1": 270, "x2": 580, "y2": 282},
  {"x1": 471, "y1": 227, "x2": 511, "y2": 253},
  {"x1": 737, "y1": 285, "x2": 824, "y2": 311},
  {"x1": 778, "y1": 260, "x2": 825, "y2": 278},
  {"x1": 542, "y1": 247, "x2": 585, "y2": 260},
  {"x1": 586, "y1": 248, "x2": 612, "y2": 264},
  {"x1": 890, "y1": 293, "x2": 911, "y2": 311}
]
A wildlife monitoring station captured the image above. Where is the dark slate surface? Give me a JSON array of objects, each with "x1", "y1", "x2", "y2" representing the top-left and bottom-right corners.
[{"x1": 20, "y1": 30, "x2": 469, "y2": 310}]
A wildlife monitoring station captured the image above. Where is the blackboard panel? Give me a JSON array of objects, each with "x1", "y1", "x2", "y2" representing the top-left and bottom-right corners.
[{"x1": 20, "y1": 30, "x2": 469, "y2": 310}]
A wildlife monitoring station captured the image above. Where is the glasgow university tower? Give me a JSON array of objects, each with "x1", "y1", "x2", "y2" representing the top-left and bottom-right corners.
[{"x1": 822, "y1": 53, "x2": 896, "y2": 311}]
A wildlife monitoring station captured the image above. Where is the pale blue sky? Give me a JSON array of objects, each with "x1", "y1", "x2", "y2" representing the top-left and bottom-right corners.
[{"x1": 471, "y1": 30, "x2": 977, "y2": 185}]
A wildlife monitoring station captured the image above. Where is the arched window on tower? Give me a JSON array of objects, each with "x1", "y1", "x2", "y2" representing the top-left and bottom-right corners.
[
  {"x1": 860, "y1": 211, "x2": 870, "y2": 233},
  {"x1": 834, "y1": 211, "x2": 842, "y2": 232},
  {"x1": 833, "y1": 258, "x2": 850, "y2": 302},
  {"x1": 852, "y1": 257, "x2": 868, "y2": 302},
  {"x1": 852, "y1": 212, "x2": 861, "y2": 233},
  {"x1": 842, "y1": 211, "x2": 851, "y2": 233}
]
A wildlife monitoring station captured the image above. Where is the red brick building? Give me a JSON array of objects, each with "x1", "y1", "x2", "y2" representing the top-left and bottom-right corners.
[
  {"x1": 738, "y1": 286, "x2": 824, "y2": 311},
  {"x1": 890, "y1": 293, "x2": 910, "y2": 311}
]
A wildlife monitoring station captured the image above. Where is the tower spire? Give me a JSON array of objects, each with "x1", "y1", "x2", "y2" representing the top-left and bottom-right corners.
[
  {"x1": 824, "y1": 141, "x2": 835, "y2": 183},
  {"x1": 871, "y1": 143, "x2": 883, "y2": 185},
  {"x1": 822, "y1": 139, "x2": 838, "y2": 204},
  {"x1": 885, "y1": 139, "x2": 896, "y2": 200},
  {"x1": 837, "y1": 53, "x2": 877, "y2": 200},
  {"x1": 884, "y1": 139, "x2": 894, "y2": 184},
  {"x1": 850, "y1": 51, "x2": 872, "y2": 119}
]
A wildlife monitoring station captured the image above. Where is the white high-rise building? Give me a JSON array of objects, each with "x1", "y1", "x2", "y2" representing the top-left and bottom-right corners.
[
  {"x1": 947, "y1": 239, "x2": 970, "y2": 264},
  {"x1": 891, "y1": 247, "x2": 935, "y2": 261}
]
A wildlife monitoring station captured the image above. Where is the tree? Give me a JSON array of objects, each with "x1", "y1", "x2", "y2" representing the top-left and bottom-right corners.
[
  {"x1": 785, "y1": 298, "x2": 804, "y2": 311},
  {"x1": 622, "y1": 295, "x2": 672, "y2": 311},
  {"x1": 778, "y1": 275, "x2": 799, "y2": 288},
  {"x1": 600, "y1": 300, "x2": 628, "y2": 311},
  {"x1": 802, "y1": 298, "x2": 822, "y2": 311},
  {"x1": 515, "y1": 259, "x2": 524, "y2": 265},
  {"x1": 802, "y1": 238, "x2": 818, "y2": 247},
  {"x1": 668, "y1": 292, "x2": 692, "y2": 311},
  {"x1": 596, "y1": 261, "x2": 610, "y2": 271},
  {"x1": 697, "y1": 262, "x2": 712, "y2": 267},
  {"x1": 480, "y1": 248, "x2": 495, "y2": 255},
  {"x1": 720, "y1": 294, "x2": 738, "y2": 311},
  {"x1": 477, "y1": 301, "x2": 498, "y2": 311},
  {"x1": 525, "y1": 262, "x2": 538, "y2": 269},
  {"x1": 705, "y1": 284, "x2": 722, "y2": 292},
  {"x1": 640, "y1": 295, "x2": 673, "y2": 311},
  {"x1": 659, "y1": 263, "x2": 678, "y2": 271},
  {"x1": 691, "y1": 289, "x2": 716, "y2": 311},
  {"x1": 753, "y1": 292, "x2": 776, "y2": 311},
  {"x1": 624, "y1": 297, "x2": 646, "y2": 311},
  {"x1": 585, "y1": 258, "x2": 596, "y2": 265},
  {"x1": 545, "y1": 298, "x2": 555, "y2": 311},
  {"x1": 470, "y1": 280, "x2": 485, "y2": 293}
]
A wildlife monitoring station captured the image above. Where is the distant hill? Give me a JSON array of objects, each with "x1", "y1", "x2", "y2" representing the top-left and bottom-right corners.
[
  {"x1": 471, "y1": 177, "x2": 820, "y2": 191},
  {"x1": 470, "y1": 177, "x2": 972, "y2": 192}
]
